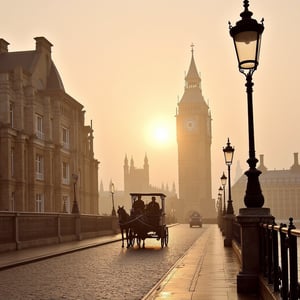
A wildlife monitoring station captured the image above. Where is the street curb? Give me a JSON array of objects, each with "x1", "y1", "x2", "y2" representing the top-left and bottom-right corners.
[{"x1": 0, "y1": 237, "x2": 122, "y2": 271}]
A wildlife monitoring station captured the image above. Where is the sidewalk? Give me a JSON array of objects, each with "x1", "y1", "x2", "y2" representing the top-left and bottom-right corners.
[
  {"x1": 143, "y1": 225, "x2": 259, "y2": 300},
  {"x1": 0, "y1": 234, "x2": 122, "y2": 270}
]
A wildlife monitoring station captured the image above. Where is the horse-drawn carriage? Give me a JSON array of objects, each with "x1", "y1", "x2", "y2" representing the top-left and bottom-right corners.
[{"x1": 117, "y1": 193, "x2": 169, "y2": 249}]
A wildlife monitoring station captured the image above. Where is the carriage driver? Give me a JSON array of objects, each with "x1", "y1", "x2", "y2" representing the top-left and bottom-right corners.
[{"x1": 132, "y1": 195, "x2": 145, "y2": 215}]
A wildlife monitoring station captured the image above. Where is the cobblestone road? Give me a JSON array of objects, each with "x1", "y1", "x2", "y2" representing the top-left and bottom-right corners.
[{"x1": 0, "y1": 224, "x2": 205, "y2": 300}]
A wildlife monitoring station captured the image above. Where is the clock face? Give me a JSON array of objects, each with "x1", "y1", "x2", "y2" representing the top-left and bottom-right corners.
[{"x1": 185, "y1": 119, "x2": 196, "y2": 131}]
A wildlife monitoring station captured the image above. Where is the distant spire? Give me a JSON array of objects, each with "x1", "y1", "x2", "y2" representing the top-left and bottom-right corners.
[
  {"x1": 185, "y1": 44, "x2": 201, "y2": 89},
  {"x1": 124, "y1": 154, "x2": 128, "y2": 166},
  {"x1": 144, "y1": 153, "x2": 149, "y2": 167},
  {"x1": 124, "y1": 154, "x2": 129, "y2": 175},
  {"x1": 191, "y1": 43, "x2": 194, "y2": 55},
  {"x1": 130, "y1": 156, "x2": 134, "y2": 170}
]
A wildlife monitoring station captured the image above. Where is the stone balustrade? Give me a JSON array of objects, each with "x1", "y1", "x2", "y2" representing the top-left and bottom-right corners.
[{"x1": 0, "y1": 212, "x2": 119, "y2": 252}]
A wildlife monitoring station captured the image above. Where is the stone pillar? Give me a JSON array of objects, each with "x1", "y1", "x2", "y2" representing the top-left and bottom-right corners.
[
  {"x1": 224, "y1": 214, "x2": 234, "y2": 247},
  {"x1": 237, "y1": 207, "x2": 273, "y2": 293}
]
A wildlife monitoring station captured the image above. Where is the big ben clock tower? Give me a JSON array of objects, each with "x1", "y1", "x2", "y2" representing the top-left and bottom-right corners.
[{"x1": 176, "y1": 46, "x2": 216, "y2": 222}]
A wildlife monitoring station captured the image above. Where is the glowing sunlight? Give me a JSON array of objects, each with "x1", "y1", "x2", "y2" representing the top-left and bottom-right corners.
[{"x1": 146, "y1": 118, "x2": 175, "y2": 148}]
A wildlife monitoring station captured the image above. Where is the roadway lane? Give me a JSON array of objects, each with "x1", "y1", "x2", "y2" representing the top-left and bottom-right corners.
[{"x1": 0, "y1": 224, "x2": 206, "y2": 300}]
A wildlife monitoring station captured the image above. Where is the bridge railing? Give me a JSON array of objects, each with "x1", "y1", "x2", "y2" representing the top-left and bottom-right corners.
[
  {"x1": 232, "y1": 218, "x2": 240, "y2": 246},
  {"x1": 260, "y1": 218, "x2": 300, "y2": 300},
  {"x1": 0, "y1": 212, "x2": 119, "y2": 252}
]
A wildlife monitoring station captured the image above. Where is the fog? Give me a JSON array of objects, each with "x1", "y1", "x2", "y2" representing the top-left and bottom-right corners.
[{"x1": 3, "y1": 0, "x2": 300, "y2": 199}]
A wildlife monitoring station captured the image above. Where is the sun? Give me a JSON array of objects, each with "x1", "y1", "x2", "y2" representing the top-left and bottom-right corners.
[
  {"x1": 153, "y1": 126, "x2": 169, "y2": 143},
  {"x1": 146, "y1": 118, "x2": 175, "y2": 148}
]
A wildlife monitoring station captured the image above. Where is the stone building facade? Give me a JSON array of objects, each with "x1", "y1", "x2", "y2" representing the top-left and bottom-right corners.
[
  {"x1": 0, "y1": 37, "x2": 99, "y2": 214},
  {"x1": 232, "y1": 153, "x2": 300, "y2": 221}
]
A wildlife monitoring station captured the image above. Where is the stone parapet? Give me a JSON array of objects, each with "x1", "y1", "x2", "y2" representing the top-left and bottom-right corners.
[{"x1": 0, "y1": 212, "x2": 118, "y2": 252}]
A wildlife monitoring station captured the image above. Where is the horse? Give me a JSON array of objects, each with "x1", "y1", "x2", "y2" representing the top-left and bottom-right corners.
[{"x1": 117, "y1": 206, "x2": 131, "y2": 248}]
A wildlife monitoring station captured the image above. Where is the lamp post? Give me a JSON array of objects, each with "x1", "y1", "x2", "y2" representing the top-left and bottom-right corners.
[
  {"x1": 218, "y1": 185, "x2": 225, "y2": 235},
  {"x1": 229, "y1": 1, "x2": 272, "y2": 293},
  {"x1": 220, "y1": 174, "x2": 227, "y2": 215},
  {"x1": 71, "y1": 173, "x2": 79, "y2": 214},
  {"x1": 223, "y1": 138, "x2": 235, "y2": 214},
  {"x1": 229, "y1": 0, "x2": 264, "y2": 208},
  {"x1": 110, "y1": 182, "x2": 116, "y2": 216},
  {"x1": 217, "y1": 191, "x2": 222, "y2": 229}
]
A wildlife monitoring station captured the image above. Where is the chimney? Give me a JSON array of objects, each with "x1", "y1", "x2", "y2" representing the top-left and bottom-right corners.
[
  {"x1": 258, "y1": 154, "x2": 267, "y2": 172},
  {"x1": 0, "y1": 38, "x2": 9, "y2": 54},
  {"x1": 294, "y1": 153, "x2": 299, "y2": 166},
  {"x1": 290, "y1": 153, "x2": 300, "y2": 171},
  {"x1": 34, "y1": 37, "x2": 53, "y2": 54}
]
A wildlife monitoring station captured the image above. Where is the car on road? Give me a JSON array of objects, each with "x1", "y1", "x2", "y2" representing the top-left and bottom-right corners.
[{"x1": 189, "y1": 212, "x2": 202, "y2": 228}]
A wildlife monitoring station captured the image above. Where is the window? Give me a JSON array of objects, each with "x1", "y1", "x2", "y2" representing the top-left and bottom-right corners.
[
  {"x1": 10, "y1": 102, "x2": 14, "y2": 128},
  {"x1": 62, "y1": 161, "x2": 69, "y2": 184},
  {"x1": 62, "y1": 195, "x2": 70, "y2": 213},
  {"x1": 62, "y1": 127, "x2": 70, "y2": 149},
  {"x1": 11, "y1": 148, "x2": 14, "y2": 177},
  {"x1": 11, "y1": 192, "x2": 15, "y2": 211},
  {"x1": 35, "y1": 114, "x2": 44, "y2": 139},
  {"x1": 36, "y1": 154, "x2": 44, "y2": 180},
  {"x1": 35, "y1": 193, "x2": 44, "y2": 212},
  {"x1": 50, "y1": 118, "x2": 53, "y2": 140}
]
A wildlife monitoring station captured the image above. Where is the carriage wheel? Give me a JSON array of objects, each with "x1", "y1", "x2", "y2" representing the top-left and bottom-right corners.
[
  {"x1": 164, "y1": 227, "x2": 169, "y2": 246},
  {"x1": 160, "y1": 226, "x2": 165, "y2": 248}
]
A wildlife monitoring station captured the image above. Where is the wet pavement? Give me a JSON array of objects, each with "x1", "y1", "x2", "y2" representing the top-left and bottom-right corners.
[
  {"x1": 0, "y1": 225, "x2": 261, "y2": 299},
  {"x1": 143, "y1": 225, "x2": 260, "y2": 300}
]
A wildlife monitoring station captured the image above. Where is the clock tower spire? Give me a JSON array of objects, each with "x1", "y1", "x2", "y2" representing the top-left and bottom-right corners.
[{"x1": 176, "y1": 46, "x2": 216, "y2": 222}]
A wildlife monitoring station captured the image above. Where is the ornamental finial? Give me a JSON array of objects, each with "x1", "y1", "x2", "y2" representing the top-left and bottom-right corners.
[{"x1": 190, "y1": 43, "x2": 194, "y2": 55}]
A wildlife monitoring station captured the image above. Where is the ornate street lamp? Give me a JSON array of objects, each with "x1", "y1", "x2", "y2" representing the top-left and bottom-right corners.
[
  {"x1": 71, "y1": 173, "x2": 79, "y2": 214},
  {"x1": 110, "y1": 182, "x2": 116, "y2": 216},
  {"x1": 223, "y1": 138, "x2": 235, "y2": 214},
  {"x1": 220, "y1": 174, "x2": 227, "y2": 215},
  {"x1": 229, "y1": 0, "x2": 264, "y2": 208}
]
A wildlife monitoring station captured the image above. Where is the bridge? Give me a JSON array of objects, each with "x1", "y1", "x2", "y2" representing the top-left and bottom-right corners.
[{"x1": 0, "y1": 211, "x2": 299, "y2": 299}]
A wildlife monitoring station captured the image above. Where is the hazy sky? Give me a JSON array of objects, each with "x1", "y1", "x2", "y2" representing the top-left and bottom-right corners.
[{"x1": 2, "y1": 0, "x2": 300, "y2": 200}]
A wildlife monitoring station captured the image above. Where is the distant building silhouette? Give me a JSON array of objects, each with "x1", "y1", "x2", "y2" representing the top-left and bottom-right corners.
[
  {"x1": 0, "y1": 37, "x2": 99, "y2": 214},
  {"x1": 124, "y1": 154, "x2": 149, "y2": 194},
  {"x1": 176, "y1": 47, "x2": 216, "y2": 222},
  {"x1": 99, "y1": 154, "x2": 178, "y2": 219},
  {"x1": 234, "y1": 160, "x2": 243, "y2": 184},
  {"x1": 232, "y1": 153, "x2": 300, "y2": 221}
]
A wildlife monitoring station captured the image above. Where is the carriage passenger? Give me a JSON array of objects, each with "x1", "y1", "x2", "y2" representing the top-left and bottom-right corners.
[
  {"x1": 132, "y1": 195, "x2": 145, "y2": 215},
  {"x1": 146, "y1": 196, "x2": 160, "y2": 226},
  {"x1": 148, "y1": 197, "x2": 160, "y2": 213}
]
